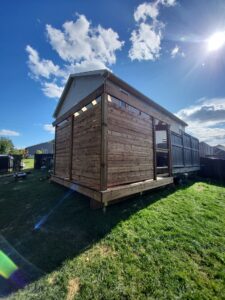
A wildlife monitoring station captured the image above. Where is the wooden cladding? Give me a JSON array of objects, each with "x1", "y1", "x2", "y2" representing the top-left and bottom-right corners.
[
  {"x1": 72, "y1": 103, "x2": 101, "y2": 190},
  {"x1": 54, "y1": 92, "x2": 163, "y2": 191},
  {"x1": 54, "y1": 89, "x2": 196, "y2": 193},
  {"x1": 54, "y1": 98, "x2": 102, "y2": 190},
  {"x1": 55, "y1": 119, "x2": 72, "y2": 179},
  {"x1": 107, "y1": 98, "x2": 154, "y2": 187},
  {"x1": 105, "y1": 81, "x2": 180, "y2": 130}
]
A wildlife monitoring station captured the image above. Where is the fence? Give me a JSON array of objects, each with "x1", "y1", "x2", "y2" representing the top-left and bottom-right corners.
[
  {"x1": 200, "y1": 157, "x2": 225, "y2": 181},
  {"x1": 171, "y1": 131, "x2": 200, "y2": 173},
  {"x1": 34, "y1": 154, "x2": 53, "y2": 170}
]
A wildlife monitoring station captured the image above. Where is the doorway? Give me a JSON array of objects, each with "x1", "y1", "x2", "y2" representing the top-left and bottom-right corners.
[{"x1": 155, "y1": 120, "x2": 170, "y2": 177}]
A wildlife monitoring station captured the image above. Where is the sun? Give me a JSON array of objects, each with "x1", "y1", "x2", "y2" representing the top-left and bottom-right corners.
[{"x1": 207, "y1": 31, "x2": 225, "y2": 51}]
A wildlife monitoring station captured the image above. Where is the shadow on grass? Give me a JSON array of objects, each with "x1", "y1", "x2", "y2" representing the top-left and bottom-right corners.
[{"x1": 0, "y1": 170, "x2": 204, "y2": 297}]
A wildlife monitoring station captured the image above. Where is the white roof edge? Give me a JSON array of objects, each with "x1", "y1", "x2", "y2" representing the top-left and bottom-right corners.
[{"x1": 70, "y1": 69, "x2": 108, "y2": 78}]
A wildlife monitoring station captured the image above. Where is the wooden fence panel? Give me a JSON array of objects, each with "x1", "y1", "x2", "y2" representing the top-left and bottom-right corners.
[{"x1": 171, "y1": 131, "x2": 200, "y2": 171}]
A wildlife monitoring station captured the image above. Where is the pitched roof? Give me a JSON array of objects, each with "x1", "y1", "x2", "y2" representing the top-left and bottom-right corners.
[{"x1": 53, "y1": 69, "x2": 187, "y2": 126}]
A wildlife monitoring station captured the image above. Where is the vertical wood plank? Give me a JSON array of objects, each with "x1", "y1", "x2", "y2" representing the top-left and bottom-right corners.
[
  {"x1": 69, "y1": 115, "x2": 74, "y2": 180},
  {"x1": 167, "y1": 125, "x2": 173, "y2": 177},
  {"x1": 100, "y1": 90, "x2": 108, "y2": 190},
  {"x1": 53, "y1": 125, "x2": 57, "y2": 175},
  {"x1": 181, "y1": 131, "x2": 185, "y2": 167},
  {"x1": 152, "y1": 117, "x2": 157, "y2": 180}
]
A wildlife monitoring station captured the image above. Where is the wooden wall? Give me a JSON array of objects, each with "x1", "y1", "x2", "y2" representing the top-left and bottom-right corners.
[
  {"x1": 107, "y1": 98, "x2": 154, "y2": 187},
  {"x1": 105, "y1": 80, "x2": 185, "y2": 134},
  {"x1": 55, "y1": 120, "x2": 72, "y2": 179},
  {"x1": 72, "y1": 103, "x2": 101, "y2": 190}
]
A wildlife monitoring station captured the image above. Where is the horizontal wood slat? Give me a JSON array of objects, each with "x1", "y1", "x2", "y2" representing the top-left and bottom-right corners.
[
  {"x1": 72, "y1": 102, "x2": 101, "y2": 190},
  {"x1": 107, "y1": 101, "x2": 154, "y2": 187}
]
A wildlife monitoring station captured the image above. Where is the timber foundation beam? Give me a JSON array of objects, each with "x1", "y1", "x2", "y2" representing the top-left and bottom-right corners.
[{"x1": 51, "y1": 175, "x2": 173, "y2": 208}]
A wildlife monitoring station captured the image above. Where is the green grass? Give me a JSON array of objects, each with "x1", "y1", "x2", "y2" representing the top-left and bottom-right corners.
[
  {"x1": 0, "y1": 171, "x2": 225, "y2": 299},
  {"x1": 22, "y1": 158, "x2": 34, "y2": 170}
]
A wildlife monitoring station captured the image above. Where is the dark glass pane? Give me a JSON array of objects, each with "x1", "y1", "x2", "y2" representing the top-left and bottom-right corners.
[{"x1": 156, "y1": 151, "x2": 168, "y2": 167}]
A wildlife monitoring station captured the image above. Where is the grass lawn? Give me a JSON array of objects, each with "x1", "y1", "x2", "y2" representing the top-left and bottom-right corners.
[
  {"x1": 0, "y1": 171, "x2": 224, "y2": 299},
  {"x1": 22, "y1": 158, "x2": 34, "y2": 170}
]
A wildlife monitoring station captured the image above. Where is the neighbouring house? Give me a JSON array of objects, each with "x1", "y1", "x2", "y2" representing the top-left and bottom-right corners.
[
  {"x1": 213, "y1": 145, "x2": 225, "y2": 159},
  {"x1": 25, "y1": 140, "x2": 54, "y2": 156},
  {"x1": 51, "y1": 70, "x2": 200, "y2": 208},
  {"x1": 199, "y1": 142, "x2": 225, "y2": 159},
  {"x1": 199, "y1": 142, "x2": 214, "y2": 158}
]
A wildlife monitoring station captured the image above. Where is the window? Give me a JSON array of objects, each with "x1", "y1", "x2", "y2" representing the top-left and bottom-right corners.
[{"x1": 156, "y1": 152, "x2": 168, "y2": 167}]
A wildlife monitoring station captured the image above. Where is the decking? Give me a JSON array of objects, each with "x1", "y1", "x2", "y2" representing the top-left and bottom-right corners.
[{"x1": 51, "y1": 175, "x2": 173, "y2": 206}]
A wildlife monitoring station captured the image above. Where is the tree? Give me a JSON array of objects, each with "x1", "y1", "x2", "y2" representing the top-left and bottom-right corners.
[
  {"x1": 0, "y1": 137, "x2": 14, "y2": 154},
  {"x1": 10, "y1": 148, "x2": 26, "y2": 157}
]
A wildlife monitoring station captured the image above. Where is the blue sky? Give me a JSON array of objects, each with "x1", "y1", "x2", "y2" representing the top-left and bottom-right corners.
[{"x1": 0, "y1": 0, "x2": 225, "y2": 148}]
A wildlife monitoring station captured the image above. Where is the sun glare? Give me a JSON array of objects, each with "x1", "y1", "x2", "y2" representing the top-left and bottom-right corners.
[{"x1": 207, "y1": 31, "x2": 225, "y2": 51}]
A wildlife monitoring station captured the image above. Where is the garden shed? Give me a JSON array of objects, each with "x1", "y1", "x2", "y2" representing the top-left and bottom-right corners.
[
  {"x1": 0, "y1": 155, "x2": 13, "y2": 174},
  {"x1": 51, "y1": 70, "x2": 200, "y2": 207}
]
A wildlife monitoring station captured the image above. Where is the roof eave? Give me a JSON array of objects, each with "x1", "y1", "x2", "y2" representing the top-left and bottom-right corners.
[{"x1": 107, "y1": 72, "x2": 187, "y2": 127}]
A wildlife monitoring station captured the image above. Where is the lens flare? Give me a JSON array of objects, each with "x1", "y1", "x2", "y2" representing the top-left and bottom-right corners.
[
  {"x1": 207, "y1": 31, "x2": 225, "y2": 51},
  {"x1": 0, "y1": 250, "x2": 18, "y2": 279},
  {"x1": 34, "y1": 189, "x2": 74, "y2": 230}
]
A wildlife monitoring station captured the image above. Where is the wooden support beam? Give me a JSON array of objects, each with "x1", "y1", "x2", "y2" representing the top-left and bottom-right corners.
[
  {"x1": 152, "y1": 117, "x2": 157, "y2": 180},
  {"x1": 51, "y1": 175, "x2": 174, "y2": 207},
  {"x1": 167, "y1": 125, "x2": 173, "y2": 177},
  {"x1": 53, "y1": 125, "x2": 57, "y2": 175},
  {"x1": 100, "y1": 90, "x2": 108, "y2": 191},
  {"x1": 101, "y1": 177, "x2": 173, "y2": 203},
  {"x1": 51, "y1": 175, "x2": 102, "y2": 202},
  {"x1": 69, "y1": 115, "x2": 74, "y2": 180},
  {"x1": 90, "y1": 199, "x2": 104, "y2": 210},
  {"x1": 181, "y1": 132, "x2": 185, "y2": 167}
]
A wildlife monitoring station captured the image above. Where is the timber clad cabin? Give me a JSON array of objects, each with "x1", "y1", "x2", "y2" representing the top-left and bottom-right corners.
[{"x1": 51, "y1": 70, "x2": 200, "y2": 208}]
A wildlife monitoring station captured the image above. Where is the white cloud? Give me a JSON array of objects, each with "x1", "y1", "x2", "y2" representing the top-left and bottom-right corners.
[
  {"x1": 43, "y1": 124, "x2": 55, "y2": 134},
  {"x1": 129, "y1": 23, "x2": 162, "y2": 60},
  {"x1": 159, "y1": 0, "x2": 176, "y2": 6},
  {"x1": 171, "y1": 45, "x2": 185, "y2": 58},
  {"x1": 26, "y1": 14, "x2": 124, "y2": 99},
  {"x1": 129, "y1": 0, "x2": 177, "y2": 61},
  {"x1": 26, "y1": 45, "x2": 65, "y2": 80},
  {"x1": 46, "y1": 16, "x2": 124, "y2": 66},
  {"x1": 42, "y1": 82, "x2": 64, "y2": 98},
  {"x1": 0, "y1": 129, "x2": 20, "y2": 137},
  {"x1": 134, "y1": 2, "x2": 159, "y2": 22},
  {"x1": 176, "y1": 98, "x2": 225, "y2": 146}
]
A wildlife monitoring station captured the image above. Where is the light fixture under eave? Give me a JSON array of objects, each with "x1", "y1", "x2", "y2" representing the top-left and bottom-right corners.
[
  {"x1": 92, "y1": 99, "x2": 97, "y2": 106},
  {"x1": 74, "y1": 112, "x2": 79, "y2": 117},
  {"x1": 82, "y1": 106, "x2": 87, "y2": 112},
  {"x1": 108, "y1": 95, "x2": 112, "y2": 102}
]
